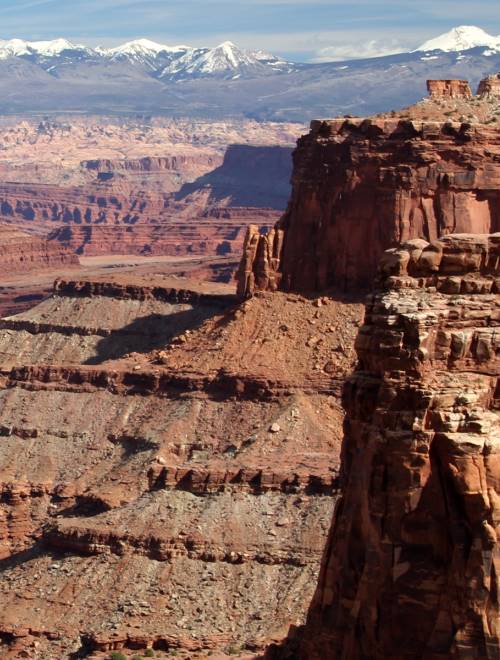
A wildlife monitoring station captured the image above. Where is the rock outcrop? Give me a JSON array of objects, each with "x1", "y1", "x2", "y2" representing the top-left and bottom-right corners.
[
  {"x1": 427, "y1": 79, "x2": 472, "y2": 98},
  {"x1": 238, "y1": 119, "x2": 500, "y2": 297},
  {"x1": 477, "y1": 73, "x2": 500, "y2": 99},
  {"x1": 298, "y1": 233, "x2": 499, "y2": 659},
  {"x1": 0, "y1": 226, "x2": 79, "y2": 274},
  {"x1": 237, "y1": 225, "x2": 284, "y2": 297}
]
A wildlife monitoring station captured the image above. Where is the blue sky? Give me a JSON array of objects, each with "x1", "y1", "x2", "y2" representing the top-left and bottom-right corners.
[{"x1": 0, "y1": 0, "x2": 499, "y2": 61}]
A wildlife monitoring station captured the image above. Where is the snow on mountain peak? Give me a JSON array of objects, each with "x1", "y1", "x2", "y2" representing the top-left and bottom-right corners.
[
  {"x1": 210, "y1": 41, "x2": 248, "y2": 67},
  {"x1": 415, "y1": 25, "x2": 500, "y2": 52},
  {"x1": 30, "y1": 38, "x2": 87, "y2": 55},
  {"x1": 0, "y1": 37, "x2": 89, "y2": 60},
  {"x1": 0, "y1": 39, "x2": 32, "y2": 59},
  {"x1": 0, "y1": 34, "x2": 289, "y2": 78},
  {"x1": 106, "y1": 38, "x2": 189, "y2": 57}
]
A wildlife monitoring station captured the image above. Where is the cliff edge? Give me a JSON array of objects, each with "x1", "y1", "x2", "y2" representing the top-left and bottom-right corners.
[
  {"x1": 298, "y1": 232, "x2": 499, "y2": 659},
  {"x1": 238, "y1": 119, "x2": 500, "y2": 297}
]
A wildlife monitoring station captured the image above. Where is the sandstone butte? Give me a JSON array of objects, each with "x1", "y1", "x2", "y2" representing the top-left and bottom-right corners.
[
  {"x1": 238, "y1": 78, "x2": 499, "y2": 659},
  {"x1": 237, "y1": 118, "x2": 500, "y2": 297},
  {"x1": 478, "y1": 73, "x2": 500, "y2": 99},
  {"x1": 427, "y1": 79, "x2": 473, "y2": 99}
]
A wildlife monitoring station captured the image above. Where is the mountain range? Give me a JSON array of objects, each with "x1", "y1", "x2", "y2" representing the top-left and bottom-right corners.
[
  {"x1": 0, "y1": 26, "x2": 498, "y2": 120},
  {"x1": 0, "y1": 37, "x2": 294, "y2": 79}
]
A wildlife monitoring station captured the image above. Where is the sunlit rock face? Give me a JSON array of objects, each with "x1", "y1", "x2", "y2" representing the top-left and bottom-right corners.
[
  {"x1": 299, "y1": 233, "x2": 499, "y2": 660},
  {"x1": 238, "y1": 118, "x2": 500, "y2": 297}
]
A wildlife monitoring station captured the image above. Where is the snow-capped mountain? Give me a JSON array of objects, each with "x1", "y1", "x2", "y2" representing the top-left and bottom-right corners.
[
  {"x1": 0, "y1": 37, "x2": 91, "y2": 60},
  {"x1": 158, "y1": 41, "x2": 292, "y2": 80},
  {"x1": 106, "y1": 38, "x2": 189, "y2": 58},
  {"x1": 0, "y1": 36, "x2": 294, "y2": 79},
  {"x1": 0, "y1": 26, "x2": 497, "y2": 120},
  {"x1": 104, "y1": 38, "x2": 193, "y2": 69},
  {"x1": 173, "y1": 41, "x2": 259, "y2": 77},
  {"x1": 415, "y1": 26, "x2": 500, "y2": 53}
]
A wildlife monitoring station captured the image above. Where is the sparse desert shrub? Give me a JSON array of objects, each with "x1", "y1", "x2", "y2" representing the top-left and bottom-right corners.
[
  {"x1": 144, "y1": 650, "x2": 155, "y2": 658},
  {"x1": 225, "y1": 646, "x2": 241, "y2": 656},
  {"x1": 132, "y1": 656, "x2": 144, "y2": 660},
  {"x1": 110, "y1": 653, "x2": 127, "y2": 660}
]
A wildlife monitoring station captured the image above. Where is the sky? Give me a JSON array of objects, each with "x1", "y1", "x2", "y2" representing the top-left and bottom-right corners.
[{"x1": 0, "y1": 0, "x2": 499, "y2": 61}]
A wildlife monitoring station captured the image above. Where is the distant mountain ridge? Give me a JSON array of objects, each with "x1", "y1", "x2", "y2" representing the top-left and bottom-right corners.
[
  {"x1": 0, "y1": 37, "x2": 294, "y2": 79},
  {"x1": 0, "y1": 26, "x2": 497, "y2": 120}
]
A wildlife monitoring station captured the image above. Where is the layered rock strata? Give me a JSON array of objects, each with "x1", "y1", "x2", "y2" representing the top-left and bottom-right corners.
[
  {"x1": 298, "y1": 233, "x2": 499, "y2": 659},
  {"x1": 477, "y1": 73, "x2": 500, "y2": 98},
  {"x1": 0, "y1": 226, "x2": 79, "y2": 274},
  {"x1": 427, "y1": 79, "x2": 472, "y2": 98},
  {"x1": 0, "y1": 142, "x2": 293, "y2": 261},
  {"x1": 0, "y1": 182, "x2": 281, "y2": 257},
  {"x1": 0, "y1": 273, "x2": 362, "y2": 657},
  {"x1": 238, "y1": 119, "x2": 500, "y2": 297}
]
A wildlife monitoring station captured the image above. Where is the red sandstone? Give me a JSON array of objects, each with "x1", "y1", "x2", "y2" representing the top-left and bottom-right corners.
[
  {"x1": 295, "y1": 233, "x2": 500, "y2": 659},
  {"x1": 238, "y1": 119, "x2": 500, "y2": 296},
  {"x1": 427, "y1": 79, "x2": 472, "y2": 98}
]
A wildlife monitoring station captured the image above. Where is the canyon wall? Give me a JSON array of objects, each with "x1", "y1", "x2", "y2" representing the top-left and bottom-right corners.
[
  {"x1": 0, "y1": 144, "x2": 292, "y2": 258},
  {"x1": 238, "y1": 119, "x2": 500, "y2": 297},
  {"x1": 0, "y1": 226, "x2": 79, "y2": 274},
  {"x1": 298, "y1": 233, "x2": 499, "y2": 659}
]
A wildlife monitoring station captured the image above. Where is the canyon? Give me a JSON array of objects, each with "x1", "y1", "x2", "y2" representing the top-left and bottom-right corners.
[
  {"x1": 0, "y1": 78, "x2": 498, "y2": 660},
  {"x1": 0, "y1": 272, "x2": 364, "y2": 658},
  {"x1": 0, "y1": 119, "x2": 301, "y2": 257},
  {"x1": 0, "y1": 117, "x2": 302, "y2": 315}
]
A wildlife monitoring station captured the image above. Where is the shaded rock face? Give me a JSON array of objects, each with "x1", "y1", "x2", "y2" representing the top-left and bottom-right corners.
[
  {"x1": 478, "y1": 73, "x2": 500, "y2": 99},
  {"x1": 238, "y1": 119, "x2": 500, "y2": 298},
  {"x1": 427, "y1": 79, "x2": 472, "y2": 98},
  {"x1": 300, "y1": 233, "x2": 499, "y2": 659}
]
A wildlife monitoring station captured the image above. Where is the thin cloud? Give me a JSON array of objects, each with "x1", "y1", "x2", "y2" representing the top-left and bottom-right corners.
[{"x1": 312, "y1": 39, "x2": 407, "y2": 62}]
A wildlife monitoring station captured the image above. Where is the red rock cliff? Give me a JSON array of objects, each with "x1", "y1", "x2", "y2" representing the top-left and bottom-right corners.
[
  {"x1": 298, "y1": 233, "x2": 499, "y2": 659},
  {"x1": 477, "y1": 74, "x2": 500, "y2": 99},
  {"x1": 0, "y1": 226, "x2": 79, "y2": 275},
  {"x1": 427, "y1": 79, "x2": 472, "y2": 98},
  {"x1": 238, "y1": 119, "x2": 500, "y2": 297}
]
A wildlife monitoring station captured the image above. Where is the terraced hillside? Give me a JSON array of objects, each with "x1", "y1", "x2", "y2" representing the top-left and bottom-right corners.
[{"x1": 0, "y1": 274, "x2": 363, "y2": 658}]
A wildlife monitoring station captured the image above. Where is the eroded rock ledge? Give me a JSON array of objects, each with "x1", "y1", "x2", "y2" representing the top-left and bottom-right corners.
[
  {"x1": 238, "y1": 119, "x2": 500, "y2": 297},
  {"x1": 295, "y1": 233, "x2": 499, "y2": 659}
]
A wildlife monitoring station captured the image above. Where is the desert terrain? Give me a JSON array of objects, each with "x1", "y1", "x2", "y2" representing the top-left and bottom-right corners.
[
  {"x1": 0, "y1": 116, "x2": 304, "y2": 315},
  {"x1": 0, "y1": 74, "x2": 498, "y2": 660}
]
